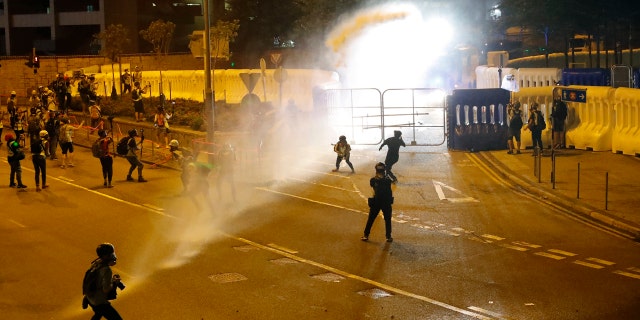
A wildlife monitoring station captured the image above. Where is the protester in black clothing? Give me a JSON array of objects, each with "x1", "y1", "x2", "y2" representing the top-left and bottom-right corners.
[
  {"x1": 31, "y1": 131, "x2": 49, "y2": 191},
  {"x1": 361, "y1": 162, "x2": 394, "y2": 242},
  {"x1": 551, "y1": 95, "x2": 568, "y2": 149},
  {"x1": 45, "y1": 110, "x2": 60, "y2": 160},
  {"x1": 6, "y1": 134, "x2": 27, "y2": 189},
  {"x1": 125, "y1": 129, "x2": 147, "y2": 182},
  {"x1": 379, "y1": 130, "x2": 405, "y2": 182},
  {"x1": 84, "y1": 243, "x2": 124, "y2": 320}
]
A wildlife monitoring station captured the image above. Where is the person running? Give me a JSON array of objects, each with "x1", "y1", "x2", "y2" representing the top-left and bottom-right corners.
[
  {"x1": 83, "y1": 243, "x2": 124, "y2": 320},
  {"x1": 125, "y1": 129, "x2": 147, "y2": 182},
  {"x1": 379, "y1": 130, "x2": 405, "y2": 182},
  {"x1": 98, "y1": 130, "x2": 114, "y2": 188},
  {"x1": 361, "y1": 162, "x2": 395, "y2": 243},
  {"x1": 332, "y1": 135, "x2": 355, "y2": 173}
]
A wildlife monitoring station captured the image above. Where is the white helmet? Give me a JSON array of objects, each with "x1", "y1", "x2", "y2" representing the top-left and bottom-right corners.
[
  {"x1": 169, "y1": 139, "x2": 179, "y2": 147},
  {"x1": 39, "y1": 130, "x2": 49, "y2": 138}
]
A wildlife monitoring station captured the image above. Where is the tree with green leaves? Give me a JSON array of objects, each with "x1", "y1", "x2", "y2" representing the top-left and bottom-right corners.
[
  {"x1": 209, "y1": 20, "x2": 240, "y2": 68},
  {"x1": 140, "y1": 19, "x2": 176, "y2": 98},
  {"x1": 93, "y1": 24, "x2": 131, "y2": 98}
]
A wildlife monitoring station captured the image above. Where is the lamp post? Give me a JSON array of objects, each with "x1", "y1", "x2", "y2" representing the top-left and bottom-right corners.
[{"x1": 203, "y1": 0, "x2": 215, "y2": 142}]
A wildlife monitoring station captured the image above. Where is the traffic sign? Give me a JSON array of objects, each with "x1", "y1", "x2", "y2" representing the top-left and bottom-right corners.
[{"x1": 561, "y1": 88, "x2": 587, "y2": 103}]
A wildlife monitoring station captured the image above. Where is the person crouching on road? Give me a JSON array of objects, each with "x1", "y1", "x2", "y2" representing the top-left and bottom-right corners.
[
  {"x1": 31, "y1": 130, "x2": 49, "y2": 191},
  {"x1": 125, "y1": 129, "x2": 147, "y2": 182},
  {"x1": 98, "y1": 130, "x2": 114, "y2": 188},
  {"x1": 361, "y1": 162, "x2": 395, "y2": 243},
  {"x1": 6, "y1": 134, "x2": 27, "y2": 189},
  {"x1": 332, "y1": 135, "x2": 355, "y2": 173}
]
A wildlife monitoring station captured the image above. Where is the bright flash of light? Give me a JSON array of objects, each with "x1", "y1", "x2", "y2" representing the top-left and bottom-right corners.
[{"x1": 327, "y1": 2, "x2": 454, "y2": 90}]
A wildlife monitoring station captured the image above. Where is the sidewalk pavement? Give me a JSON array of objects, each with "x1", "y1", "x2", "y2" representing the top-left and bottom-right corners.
[{"x1": 479, "y1": 148, "x2": 640, "y2": 240}]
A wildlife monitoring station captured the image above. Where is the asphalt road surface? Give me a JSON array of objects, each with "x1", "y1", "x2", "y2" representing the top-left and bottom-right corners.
[{"x1": 1, "y1": 143, "x2": 639, "y2": 320}]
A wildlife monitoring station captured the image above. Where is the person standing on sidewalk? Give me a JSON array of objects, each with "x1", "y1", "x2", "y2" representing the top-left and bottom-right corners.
[
  {"x1": 506, "y1": 101, "x2": 523, "y2": 154},
  {"x1": 98, "y1": 130, "x2": 114, "y2": 188},
  {"x1": 551, "y1": 94, "x2": 568, "y2": 149},
  {"x1": 125, "y1": 129, "x2": 147, "y2": 182},
  {"x1": 525, "y1": 102, "x2": 545, "y2": 156},
  {"x1": 379, "y1": 130, "x2": 405, "y2": 182},
  {"x1": 361, "y1": 162, "x2": 395, "y2": 243},
  {"x1": 332, "y1": 135, "x2": 355, "y2": 173}
]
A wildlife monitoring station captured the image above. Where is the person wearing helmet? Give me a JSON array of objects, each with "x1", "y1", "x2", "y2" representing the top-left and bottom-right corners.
[
  {"x1": 133, "y1": 65, "x2": 142, "y2": 83},
  {"x1": 6, "y1": 134, "x2": 27, "y2": 189},
  {"x1": 30, "y1": 130, "x2": 49, "y2": 191},
  {"x1": 7, "y1": 90, "x2": 17, "y2": 129},
  {"x1": 98, "y1": 130, "x2": 114, "y2": 188},
  {"x1": 125, "y1": 129, "x2": 147, "y2": 182},
  {"x1": 83, "y1": 243, "x2": 124, "y2": 319},
  {"x1": 361, "y1": 162, "x2": 394, "y2": 242},
  {"x1": 379, "y1": 130, "x2": 406, "y2": 183},
  {"x1": 131, "y1": 81, "x2": 147, "y2": 122},
  {"x1": 29, "y1": 89, "x2": 41, "y2": 110},
  {"x1": 332, "y1": 135, "x2": 355, "y2": 173}
]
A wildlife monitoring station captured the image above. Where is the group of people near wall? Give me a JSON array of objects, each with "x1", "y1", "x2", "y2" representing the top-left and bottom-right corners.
[{"x1": 506, "y1": 95, "x2": 568, "y2": 156}]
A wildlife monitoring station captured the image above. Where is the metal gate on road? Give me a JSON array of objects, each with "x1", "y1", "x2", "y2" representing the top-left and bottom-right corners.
[{"x1": 324, "y1": 88, "x2": 446, "y2": 146}]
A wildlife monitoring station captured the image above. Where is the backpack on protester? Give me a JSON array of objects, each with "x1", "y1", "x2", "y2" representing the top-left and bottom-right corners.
[
  {"x1": 116, "y1": 137, "x2": 130, "y2": 156},
  {"x1": 537, "y1": 113, "x2": 547, "y2": 130},
  {"x1": 82, "y1": 264, "x2": 101, "y2": 297},
  {"x1": 91, "y1": 138, "x2": 105, "y2": 158}
]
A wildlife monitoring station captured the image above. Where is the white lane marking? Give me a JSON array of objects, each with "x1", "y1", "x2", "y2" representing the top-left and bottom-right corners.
[
  {"x1": 267, "y1": 243, "x2": 298, "y2": 254},
  {"x1": 613, "y1": 270, "x2": 640, "y2": 280},
  {"x1": 256, "y1": 187, "x2": 365, "y2": 215},
  {"x1": 585, "y1": 257, "x2": 615, "y2": 266},
  {"x1": 288, "y1": 177, "x2": 359, "y2": 192},
  {"x1": 481, "y1": 234, "x2": 505, "y2": 241},
  {"x1": 230, "y1": 235, "x2": 494, "y2": 320},
  {"x1": 573, "y1": 260, "x2": 604, "y2": 269},
  {"x1": 628, "y1": 267, "x2": 640, "y2": 273},
  {"x1": 143, "y1": 204, "x2": 165, "y2": 211},
  {"x1": 500, "y1": 244, "x2": 529, "y2": 252},
  {"x1": 573, "y1": 261, "x2": 605, "y2": 269},
  {"x1": 512, "y1": 241, "x2": 542, "y2": 249},
  {"x1": 534, "y1": 252, "x2": 566, "y2": 260},
  {"x1": 547, "y1": 249, "x2": 578, "y2": 257},
  {"x1": 8, "y1": 219, "x2": 27, "y2": 228},
  {"x1": 468, "y1": 306, "x2": 510, "y2": 320},
  {"x1": 432, "y1": 180, "x2": 479, "y2": 203}
]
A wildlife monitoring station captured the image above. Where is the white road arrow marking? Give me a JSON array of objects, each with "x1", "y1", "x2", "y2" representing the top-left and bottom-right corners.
[{"x1": 432, "y1": 180, "x2": 479, "y2": 203}]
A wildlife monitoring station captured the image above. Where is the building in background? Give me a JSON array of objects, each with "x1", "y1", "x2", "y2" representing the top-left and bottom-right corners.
[{"x1": 0, "y1": 0, "x2": 218, "y2": 56}]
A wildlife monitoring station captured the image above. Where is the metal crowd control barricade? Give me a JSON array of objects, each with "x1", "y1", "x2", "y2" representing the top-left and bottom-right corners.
[{"x1": 611, "y1": 65, "x2": 632, "y2": 88}]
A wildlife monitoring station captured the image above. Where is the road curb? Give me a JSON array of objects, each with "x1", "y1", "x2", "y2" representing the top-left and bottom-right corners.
[{"x1": 478, "y1": 151, "x2": 640, "y2": 241}]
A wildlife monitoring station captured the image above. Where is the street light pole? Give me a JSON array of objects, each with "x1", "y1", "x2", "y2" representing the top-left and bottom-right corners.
[{"x1": 203, "y1": 0, "x2": 215, "y2": 143}]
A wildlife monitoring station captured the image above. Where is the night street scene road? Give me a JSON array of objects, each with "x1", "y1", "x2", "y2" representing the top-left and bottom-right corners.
[{"x1": 1, "y1": 1, "x2": 640, "y2": 319}]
